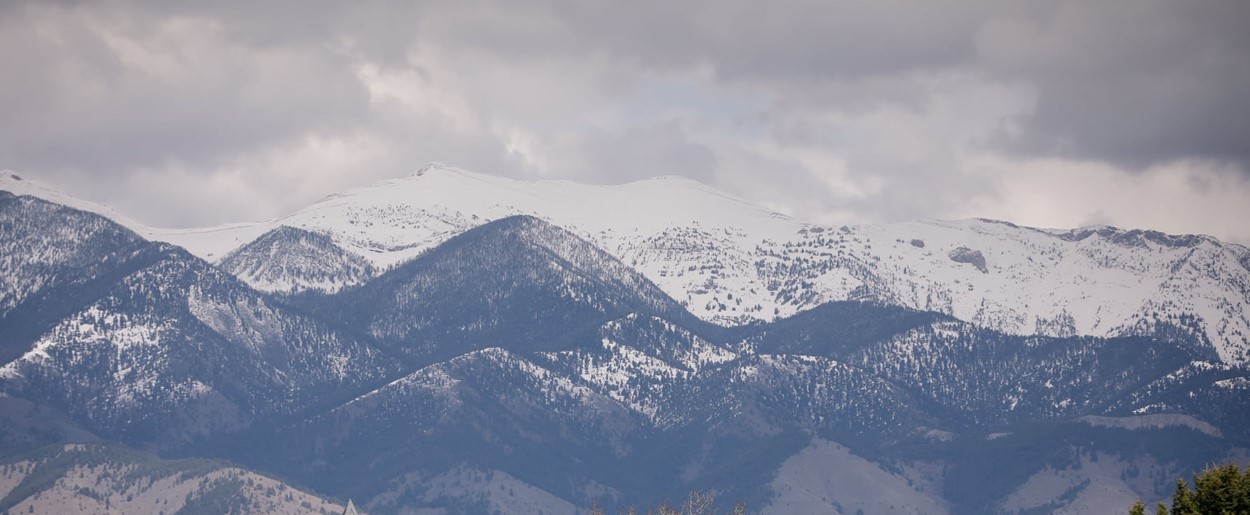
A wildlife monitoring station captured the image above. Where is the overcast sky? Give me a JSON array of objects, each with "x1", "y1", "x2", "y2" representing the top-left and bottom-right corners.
[{"x1": 2, "y1": 0, "x2": 1248, "y2": 243}]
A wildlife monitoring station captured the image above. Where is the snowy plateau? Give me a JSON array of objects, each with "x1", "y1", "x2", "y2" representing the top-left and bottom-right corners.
[{"x1": 1, "y1": 165, "x2": 1249, "y2": 514}]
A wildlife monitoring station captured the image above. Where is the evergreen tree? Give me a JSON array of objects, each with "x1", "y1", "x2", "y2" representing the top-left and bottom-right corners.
[
  {"x1": 1192, "y1": 464, "x2": 1250, "y2": 514},
  {"x1": 1172, "y1": 477, "x2": 1200, "y2": 515},
  {"x1": 1136, "y1": 464, "x2": 1250, "y2": 515}
]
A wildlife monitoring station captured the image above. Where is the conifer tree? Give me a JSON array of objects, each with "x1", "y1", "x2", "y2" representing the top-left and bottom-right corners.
[
  {"x1": 1192, "y1": 463, "x2": 1250, "y2": 514},
  {"x1": 1172, "y1": 477, "x2": 1200, "y2": 515},
  {"x1": 1136, "y1": 464, "x2": 1250, "y2": 514}
]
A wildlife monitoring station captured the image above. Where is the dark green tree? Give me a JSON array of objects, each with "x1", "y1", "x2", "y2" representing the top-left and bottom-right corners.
[
  {"x1": 1136, "y1": 464, "x2": 1250, "y2": 514},
  {"x1": 1172, "y1": 477, "x2": 1201, "y2": 515},
  {"x1": 1192, "y1": 463, "x2": 1250, "y2": 514}
]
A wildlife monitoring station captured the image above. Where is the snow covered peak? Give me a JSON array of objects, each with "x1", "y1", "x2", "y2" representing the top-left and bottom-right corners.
[
  {"x1": 0, "y1": 171, "x2": 276, "y2": 261},
  {"x1": 219, "y1": 226, "x2": 376, "y2": 293},
  {"x1": 258, "y1": 164, "x2": 803, "y2": 269},
  {"x1": 922, "y1": 217, "x2": 1226, "y2": 251},
  {"x1": 407, "y1": 161, "x2": 466, "y2": 178},
  {"x1": 0, "y1": 164, "x2": 796, "y2": 266},
  {"x1": 0, "y1": 171, "x2": 143, "y2": 230},
  {"x1": 6, "y1": 164, "x2": 1250, "y2": 364}
]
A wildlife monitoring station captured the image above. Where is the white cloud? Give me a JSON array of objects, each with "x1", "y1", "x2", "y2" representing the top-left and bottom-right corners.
[
  {"x1": 0, "y1": 0, "x2": 1247, "y2": 246},
  {"x1": 962, "y1": 157, "x2": 1250, "y2": 244}
]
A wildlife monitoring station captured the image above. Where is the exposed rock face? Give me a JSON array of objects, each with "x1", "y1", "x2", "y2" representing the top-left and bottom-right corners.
[
  {"x1": 948, "y1": 247, "x2": 988, "y2": 273},
  {"x1": 1055, "y1": 226, "x2": 1208, "y2": 248}
]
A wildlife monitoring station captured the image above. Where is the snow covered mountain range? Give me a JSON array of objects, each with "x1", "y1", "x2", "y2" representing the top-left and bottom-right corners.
[
  {"x1": 4, "y1": 165, "x2": 1248, "y2": 364},
  {"x1": 1, "y1": 165, "x2": 1248, "y2": 514}
]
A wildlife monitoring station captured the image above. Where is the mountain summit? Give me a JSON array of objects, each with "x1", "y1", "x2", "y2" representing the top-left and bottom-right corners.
[
  {"x1": 1, "y1": 167, "x2": 1248, "y2": 514},
  {"x1": 3, "y1": 166, "x2": 1249, "y2": 365}
]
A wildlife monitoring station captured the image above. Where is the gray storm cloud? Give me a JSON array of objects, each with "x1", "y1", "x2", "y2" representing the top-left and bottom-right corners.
[{"x1": 0, "y1": 0, "x2": 1247, "y2": 242}]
